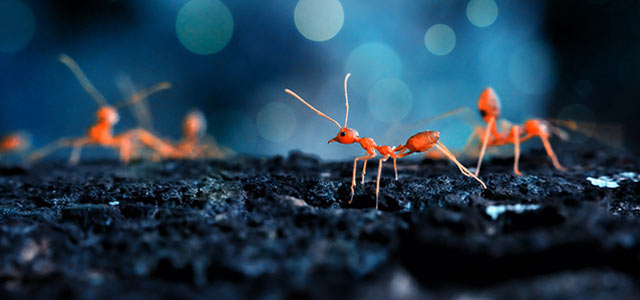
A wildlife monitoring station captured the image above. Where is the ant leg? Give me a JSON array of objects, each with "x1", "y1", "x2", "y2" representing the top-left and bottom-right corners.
[
  {"x1": 28, "y1": 138, "x2": 77, "y2": 162},
  {"x1": 512, "y1": 126, "x2": 522, "y2": 176},
  {"x1": 130, "y1": 129, "x2": 176, "y2": 159},
  {"x1": 395, "y1": 150, "x2": 415, "y2": 159},
  {"x1": 540, "y1": 135, "x2": 567, "y2": 171},
  {"x1": 393, "y1": 145, "x2": 406, "y2": 154},
  {"x1": 361, "y1": 158, "x2": 369, "y2": 185},
  {"x1": 393, "y1": 157, "x2": 398, "y2": 180},
  {"x1": 69, "y1": 139, "x2": 89, "y2": 165},
  {"x1": 376, "y1": 155, "x2": 390, "y2": 210},
  {"x1": 116, "y1": 137, "x2": 133, "y2": 163},
  {"x1": 475, "y1": 117, "x2": 495, "y2": 176},
  {"x1": 435, "y1": 141, "x2": 487, "y2": 189},
  {"x1": 350, "y1": 153, "x2": 376, "y2": 204}
]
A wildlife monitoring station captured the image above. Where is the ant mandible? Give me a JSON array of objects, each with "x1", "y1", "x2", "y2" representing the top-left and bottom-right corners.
[
  {"x1": 471, "y1": 87, "x2": 567, "y2": 175},
  {"x1": 285, "y1": 74, "x2": 486, "y2": 209},
  {"x1": 29, "y1": 54, "x2": 174, "y2": 164}
]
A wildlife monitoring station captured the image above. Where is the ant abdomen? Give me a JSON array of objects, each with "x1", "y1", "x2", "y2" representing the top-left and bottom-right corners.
[
  {"x1": 404, "y1": 131, "x2": 440, "y2": 152},
  {"x1": 523, "y1": 119, "x2": 550, "y2": 137}
]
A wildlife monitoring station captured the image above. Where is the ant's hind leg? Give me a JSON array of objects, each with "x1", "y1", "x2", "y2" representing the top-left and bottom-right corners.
[
  {"x1": 540, "y1": 136, "x2": 567, "y2": 171},
  {"x1": 435, "y1": 141, "x2": 487, "y2": 189},
  {"x1": 512, "y1": 126, "x2": 522, "y2": 176}
]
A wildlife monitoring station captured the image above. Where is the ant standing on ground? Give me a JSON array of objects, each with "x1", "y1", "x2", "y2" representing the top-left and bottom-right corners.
[
  {"x1": 285, "y1": 74, "x2": 486, "y2": 209},
  {"x1": 29, "y1": 54, "x2": 174, "y2": 164},
  {"x1": 166, "y1": 109, "x2": 231, "y2": 159},
  {"x1": 469, "y1": 87, "x2": 567, "y2": 175}
]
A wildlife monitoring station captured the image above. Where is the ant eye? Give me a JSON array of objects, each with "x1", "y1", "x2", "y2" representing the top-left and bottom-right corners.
[
  {"x1": 479, "y1": 110, "x2": 487, "y2": 118},
  {"x1": 340, "y1": 132, "x2": 346, "y2": 137}
]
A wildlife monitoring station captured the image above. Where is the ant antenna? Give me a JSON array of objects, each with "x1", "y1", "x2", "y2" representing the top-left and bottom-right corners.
[
  {"x1": 58, "y1": 54, "x2": 108, "y2": 107},
  {"x1": 113, "y1": 82, "x2": 172, "y2": 109},
  {"x1": 344, "y1": 73, "x2": 351, "y2": 128},
  {"x1": 285, "y1": 89, "x2": 342, "y2": 129}
]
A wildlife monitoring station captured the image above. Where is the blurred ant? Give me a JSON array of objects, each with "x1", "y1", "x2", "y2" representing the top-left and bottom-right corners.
[
  {"x1": 29, "y1": 54, "x2": 173, "y2": 164},
  {"x1": 164, "y1": 109, "x2": 231, "y2": 159},
  {"x1": 285, "y1": 74, "x2": 486, "y2": 209},
  {"x1": 469, "y1": 87, "x2": 567, "y2": 175},
  {"x1": 116, "y1": 76, "x2": 229, "y2": 160},
  {"x1": 0, "y1": 132, "x2": 31, "y2": 158}
]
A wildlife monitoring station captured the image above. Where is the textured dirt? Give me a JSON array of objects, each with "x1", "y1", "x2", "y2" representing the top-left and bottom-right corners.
[{"x1": 1, "y1": 143, "x2": 639, "y2": 299}]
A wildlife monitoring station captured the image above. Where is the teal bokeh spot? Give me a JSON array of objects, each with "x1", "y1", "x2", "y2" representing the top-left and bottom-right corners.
[
  {"x1": 176, "y1": 0, "x2": 234, "y2": 55},
  {"x1": 294, "y1": 0, "x2": 344, "y2": 42},
  {"x1": 0, "y1": 0, "x2": 36, "y2": 53},
  {"x1": 368, "y1": 78, "x2": 412, "y2": 123},
  {"x1": 424, "y1": 24, "x2": 456, "y2": 56}
]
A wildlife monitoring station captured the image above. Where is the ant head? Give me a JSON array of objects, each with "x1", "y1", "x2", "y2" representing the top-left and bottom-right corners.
[
  {"x1": 478, "y1": 87, "x2": 501, "y2": 122},
  {"x1": 329, "y1": 127, "x2": 359, "y2": 144},
  {"x1": 96, "y1": 106, "x2": 120, "y2": 125},
  {"x1": 286, "y1": 73, "x2": 359, "y2": 145},
  {"x1": 184, "y1": 109, "x2": 207, "y2": 138}
]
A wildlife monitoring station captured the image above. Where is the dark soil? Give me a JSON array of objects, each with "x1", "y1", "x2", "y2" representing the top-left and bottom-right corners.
[{"x1": 1, "y1": 143, "x2": 640, "y2": 299}]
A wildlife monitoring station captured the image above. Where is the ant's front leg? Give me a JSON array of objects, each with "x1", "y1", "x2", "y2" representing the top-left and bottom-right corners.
[{"x1": 350, "y1": 152, "x2": 376, "y2": 204}]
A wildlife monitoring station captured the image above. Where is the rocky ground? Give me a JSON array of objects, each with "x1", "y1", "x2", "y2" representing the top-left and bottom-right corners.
[{"x1": 1, "y1": 143, "x2": 639, "y2": 299}]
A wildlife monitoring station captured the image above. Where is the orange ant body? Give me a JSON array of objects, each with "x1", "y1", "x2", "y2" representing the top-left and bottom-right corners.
[
  {"x1": 470, "y1": 87, "x2": 567, "y2": 175},
  {"x1": 162, "y1": 109, "x2": 230, "y2": 159},
  {"x1": 29, "y1": 54, "x2": 173, "y2": 164},
  {"x1": 285, "y1": 74, "x2": 486, "y2": 209},
  {"x1": 0, "y1": 132, "x2": 30, "y2": 155}
]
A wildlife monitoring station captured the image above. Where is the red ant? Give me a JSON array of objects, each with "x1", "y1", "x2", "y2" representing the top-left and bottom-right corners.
[
  {"x1": 29, "y1": 54, "x2": 173, "y2": 164},
  {"x1": 469, "y1": 87, "x2": 567, "y2": 175},
  {"x1": 161, "y1": 109, "x2": 231, "y2": 159},
  {"x1": 116, "y1": 76, "x2": 230, "y2": 160},
  {"x1": 0, "y1": 132, "x2": 30, "y2": 156},
  {"x1": 285, "y1": 74, "x2": 486, "y2": 209}
]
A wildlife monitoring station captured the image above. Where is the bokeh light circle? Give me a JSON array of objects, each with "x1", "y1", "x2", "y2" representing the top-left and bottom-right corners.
[
  {"x1": 424, "y1": 24, "x2": 456, "y2": 56},
  {"x1": 0, "y1": 0, "x2": 36, "y2": 53},
  {"x1": 466, "y1": 0, "x2": 499, "y2": 27},
  {"x1": 294, "y1": 0, "x2": 344, "y2": 42},
  {"x1": 345, "y1": 43, "x2": 402, "y2": 92},
  {"x1": 508, "y1": 41, "x2": 556, "y2": 94},
  {"x1": 256, "y1": 102, "x2": 297, "y2": 142},
  {"x1": 368, "y1": 78, "x2": 412, "y2": 123},
  {"x1": 176, "y1": 0, "x2": 234, "y2": 55}
]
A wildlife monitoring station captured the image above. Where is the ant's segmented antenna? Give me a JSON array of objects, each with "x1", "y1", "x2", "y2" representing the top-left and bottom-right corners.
[
  {"x1": 114, "y1": 82, "x2": 172, "y2": 109},
  {"x1": 58, "y1": 54, "x2": 108, "y2": 107},
  {"x1": 284, "y1": 89, "x2": 342, "y2": 129},
  {"x1": 344, "y1": 73, "x2": 351, "y2": 128}
]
